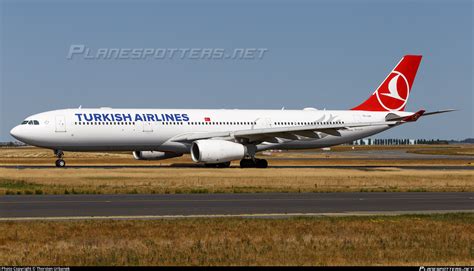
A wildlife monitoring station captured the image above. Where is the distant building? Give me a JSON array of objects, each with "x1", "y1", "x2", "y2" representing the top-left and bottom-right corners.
[
  {"x1": 351, "y1": 138, "x2": 422, "y2": 145},
  {"x1": 0, "y1": 141, "x2": 27, "y2": 147},
  {"x1": 348, "y1": 138, "x2": 461, "y2": 145}
]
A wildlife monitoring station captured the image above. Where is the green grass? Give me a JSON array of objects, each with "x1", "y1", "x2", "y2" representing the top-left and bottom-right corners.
[
  {"x1": 0, "y1": 179, "x2": 43, "y2": 190},
  {"x1": 0, "y1": 179, "x2": 47, "y2": 195}
]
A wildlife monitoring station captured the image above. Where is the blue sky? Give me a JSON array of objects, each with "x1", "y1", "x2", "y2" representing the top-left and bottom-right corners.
[{"x1": 1, "y1": 0, "x2": 472, "y2": 141}]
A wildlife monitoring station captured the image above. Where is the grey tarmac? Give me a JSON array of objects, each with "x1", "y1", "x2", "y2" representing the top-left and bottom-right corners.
[{"x1": 1, "y1": 192, "x2": 472, "y2": 220}]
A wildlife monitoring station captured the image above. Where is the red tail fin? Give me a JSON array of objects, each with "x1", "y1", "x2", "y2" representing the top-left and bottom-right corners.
[{"x1": 351, "y1": 55, "x2": 422, "y2": 111}]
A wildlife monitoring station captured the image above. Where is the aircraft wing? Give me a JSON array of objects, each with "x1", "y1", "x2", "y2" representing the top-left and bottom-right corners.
[{"x1": 170, "y1": 121, "x2": 398, "y2": 143}]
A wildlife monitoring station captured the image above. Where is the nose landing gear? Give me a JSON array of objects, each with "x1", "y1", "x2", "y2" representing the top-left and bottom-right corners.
[
  {"x1": 55, "y1": 159, "x2": 66, "y2": 167},
  {"x1": 54, "y1": 150, "x2": 66, "y2": 167}
]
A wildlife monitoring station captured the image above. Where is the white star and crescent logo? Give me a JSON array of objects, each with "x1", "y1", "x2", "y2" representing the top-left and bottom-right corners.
[{"x1": 376, "y1": 71, "x2": 410, "y2": 111}]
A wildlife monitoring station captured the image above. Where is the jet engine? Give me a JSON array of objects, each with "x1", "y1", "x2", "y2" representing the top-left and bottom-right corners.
[
  {"x1": 133, "y1": 151, "x2": 182, "y2": 160},
  {"x1": 191, "y1": 140, "x2": 245, "y2": 163}
]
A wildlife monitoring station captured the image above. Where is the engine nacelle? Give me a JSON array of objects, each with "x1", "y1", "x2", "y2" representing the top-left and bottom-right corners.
[
  {"x1": 133, "y1": 151, "x2": 182, "y2": 160},
  {"x1": 191, "y1": 140, "x2": 245, "y2": 163}
]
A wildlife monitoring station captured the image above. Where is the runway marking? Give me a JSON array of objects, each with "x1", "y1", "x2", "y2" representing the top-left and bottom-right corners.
[{"x1": 1, "y1": 210, "x2": 472, "y2": 221}]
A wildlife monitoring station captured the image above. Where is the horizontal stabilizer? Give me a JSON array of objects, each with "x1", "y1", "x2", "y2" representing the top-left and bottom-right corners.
[
  {"x1": 386, "y1": 109, "x2": 455, "y2": 122},
  {"x1": 422, "y1": 109, "x2": 457, "y2": 116},
  {"x1": 402, "y1": 110, "x2": 425, "y2": 122}
]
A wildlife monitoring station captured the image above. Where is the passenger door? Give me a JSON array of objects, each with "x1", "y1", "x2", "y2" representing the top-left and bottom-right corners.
[
  {"x1": 254, "y1": 117, "x2": 273, "y2": 129},
  {"x1": 55, "y1": 116, "x2": 66, "y2": 132},
  {"x1": 142, "y1": 121, "x2": 153, "y2": 132}
]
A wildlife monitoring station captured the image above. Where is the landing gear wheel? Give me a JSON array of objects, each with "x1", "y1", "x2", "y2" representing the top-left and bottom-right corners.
[
  {"x1": 240, "y1": 158, "x2": 268, "y2": 168},
  {"x1": 55, "y1": 159, "x2": 66, "y2": 167},
  {"x1": 218, "y1": 161, "x2": 231, "y2": 168},
  {"x1": 54, "y1": 150, "x2": 65, "y2": 167},
  {"x1": 255, "y1": 159, "x2": 268, "y2": 168},
  {"x1": 205, "y1": 162, "x2": 231, "y2": 168},
  {"x1": 53, "y1": 150, "x2": 66, "y2": 167},
  {"x1": 239, "y1": 159, "x2": 255, "y2": 168}
]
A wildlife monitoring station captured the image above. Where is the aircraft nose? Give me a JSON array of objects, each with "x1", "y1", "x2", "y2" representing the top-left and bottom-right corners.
[{"x1": 10, "y1": 125, "x2": 23, "y2": 141}]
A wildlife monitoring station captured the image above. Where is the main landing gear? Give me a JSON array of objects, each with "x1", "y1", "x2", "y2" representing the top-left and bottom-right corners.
[
  {"x1": 240, "y1": 158, "x2": 268, "y2": 168},
  {"x1": 54, "y1": 150, "x2": 66, "y2": 168},
  {"x1": 205, "y1": 161, "x2": 231, "y2": 168}
]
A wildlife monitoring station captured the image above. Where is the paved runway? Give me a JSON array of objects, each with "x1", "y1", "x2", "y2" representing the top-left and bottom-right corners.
[
  {"x1": 297, "y1": 149, "x2": 474, "y2": 160},
  {"x1": 1, "y1": 165, "x2": 472, "y2": 170},
  {"x1": 1, "y1": 192, "x2": 472, "y2": 220}
]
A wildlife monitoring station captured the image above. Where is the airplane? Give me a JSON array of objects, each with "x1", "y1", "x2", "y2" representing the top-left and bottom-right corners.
[{"x1": 10, "y1": 55, "x2": 454, "y2": 168}]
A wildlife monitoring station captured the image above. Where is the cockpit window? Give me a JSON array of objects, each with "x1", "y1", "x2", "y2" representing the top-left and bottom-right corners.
[{"x1": 23, "y1": 120, "x2": 40, "y2": 125}]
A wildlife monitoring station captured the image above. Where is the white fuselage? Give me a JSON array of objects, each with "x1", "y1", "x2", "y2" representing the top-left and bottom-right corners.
[{"x1": 10, "y1": 108, "x2": 410, "y2": 154}]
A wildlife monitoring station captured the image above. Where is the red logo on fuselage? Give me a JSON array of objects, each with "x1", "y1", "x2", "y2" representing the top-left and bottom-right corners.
[{"x1": 376, "y1": 71, "x2": 410, "y2": 111}]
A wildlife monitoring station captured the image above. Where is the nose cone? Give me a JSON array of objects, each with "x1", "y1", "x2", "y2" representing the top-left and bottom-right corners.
[{"x1": 10, "y1": 125, "x2": 24, "y2": 142}]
